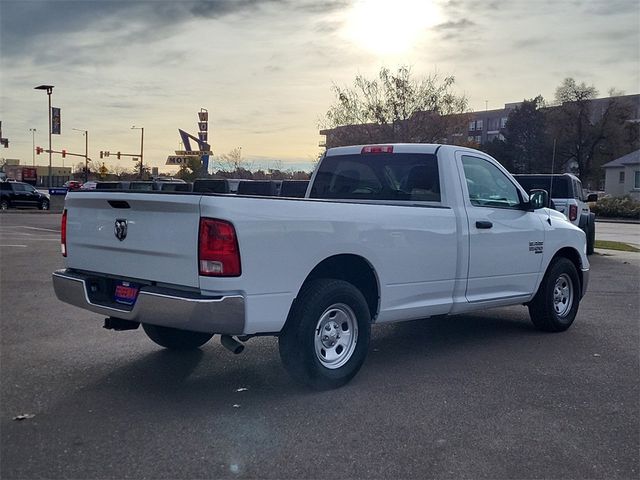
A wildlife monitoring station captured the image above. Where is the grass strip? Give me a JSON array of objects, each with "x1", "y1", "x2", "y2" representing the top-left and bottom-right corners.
[{"x1": 595, "y1": 240, "x2": 640, "y2": 252}]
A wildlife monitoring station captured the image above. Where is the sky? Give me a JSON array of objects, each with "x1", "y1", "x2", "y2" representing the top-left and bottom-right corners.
[{"x1": 1, "y1": 0, "x2": 638, "y2": 174}]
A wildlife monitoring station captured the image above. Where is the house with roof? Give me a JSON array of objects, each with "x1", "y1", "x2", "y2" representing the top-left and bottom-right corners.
[{"x1": 602, "y1": 150, "x2": 640, "y2": 199}]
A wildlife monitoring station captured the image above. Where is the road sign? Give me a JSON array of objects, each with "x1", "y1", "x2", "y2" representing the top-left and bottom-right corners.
[{"x1": 174, "y1": 150, "x2": 212, "y2": 156}]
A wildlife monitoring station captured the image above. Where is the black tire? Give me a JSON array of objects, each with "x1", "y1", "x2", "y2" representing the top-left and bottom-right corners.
[
  {"x1": 39, "y1": 199, "x2": 50, "y2": 211},
  {"x1": 278, "y1": 279, "x2": 371, "y2": 390},
  {"x1": 0, "y1": 200, "x2": 9, "y2": 211},
  {"x1": 142, "y1": 323, "x2": 213, "y2": 350},
  {"x1": 528, "y1": 257, "x2": 581, "y2": 332},
  {"x1": 586, "y1": 220, "x2": 595, "y2": 255}
]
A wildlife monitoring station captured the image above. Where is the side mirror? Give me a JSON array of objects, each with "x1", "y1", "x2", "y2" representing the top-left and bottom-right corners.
[
  {"x1": 586, "y1": 193, "x2": 598, "y2": 202},
  {"x1": 529, "y1": 189, "x2": 550, "y2": 210}
]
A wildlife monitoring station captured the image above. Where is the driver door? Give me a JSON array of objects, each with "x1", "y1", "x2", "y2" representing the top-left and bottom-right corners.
[{"x1": 458, "y1": 153, "x2": 545, "y2": 302}]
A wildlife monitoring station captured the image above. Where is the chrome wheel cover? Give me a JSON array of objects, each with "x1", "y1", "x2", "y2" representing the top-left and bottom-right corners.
[
  {"x1": 314, "y1": 303, "x2": 358, "y2": 369},
  {"x1": 553, "y1": 273, "x2": 574, "y2": 317}
]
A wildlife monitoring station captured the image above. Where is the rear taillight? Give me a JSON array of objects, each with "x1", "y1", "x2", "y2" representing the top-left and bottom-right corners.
[
  {"x1": 569, "y1": 204, "x2": 578, "y2": 221},
  {"x1": 61, "y1": 209, "x2": 67, "y2": 257},
  {"x1": 198, "y1": 218, "x2": 241, "y2": 277},
  {"x1": 361, "y1": 145, "x2": 393, "y2": 154}
]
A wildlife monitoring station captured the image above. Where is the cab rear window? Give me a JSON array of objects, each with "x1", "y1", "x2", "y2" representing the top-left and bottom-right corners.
[{"x1": 310, "y1": 153, "x2": 440, "y2": 202}]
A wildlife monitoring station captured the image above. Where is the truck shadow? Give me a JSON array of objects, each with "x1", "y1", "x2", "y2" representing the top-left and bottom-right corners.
[{"x1": 76, "y1": 308, "x2": 541, "y2": 400}]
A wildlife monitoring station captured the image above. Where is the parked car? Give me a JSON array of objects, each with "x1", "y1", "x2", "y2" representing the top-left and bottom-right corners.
[
  {"x1": 53, "y1": 144, "x2": 589, "y2": 389},
  {"x1": 63, "y1": 180, "x2": 83, "y2": 191},
  {"x1": 0, "y1": 181, "x2": 50, "y2": 210},
  {"x1": 80, "y1": 181, "x2": 97, "y2": 190},
  {"x1": 513, "y1": 173, "x2": 596, "y2": 255}
]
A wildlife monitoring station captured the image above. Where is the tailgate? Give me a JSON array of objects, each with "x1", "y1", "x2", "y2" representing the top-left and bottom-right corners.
[{"x1": 64, "y1": 192, "x2": 202, "y2": 288}]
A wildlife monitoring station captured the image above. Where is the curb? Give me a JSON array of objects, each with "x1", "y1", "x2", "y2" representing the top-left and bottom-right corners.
[
  {"x1": 595, "y1": 218, "x2": 640, "y2": 225},
  {"x1": 1, "y1": 210, "x2": 63, "y2": 215}
]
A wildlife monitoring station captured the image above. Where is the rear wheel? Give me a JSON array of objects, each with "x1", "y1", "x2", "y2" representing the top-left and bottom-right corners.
[
  {"x1": 142, "y1": 323, "x2": 213, "y2": 350},
  {"x1": 586, "y1": 221, "x2": 595, "y2": 255},
  {"x1": 39, "y1": 199, "x2": 50, "y2": 210},
  {"x1": 528, "y1": 257, "x2": 580, "y2": 332},
  {"x1": 0, "y1": 200, "x2": 8, "y2": 211},
  {"x1": 279, "y1": 279, "x2": 371, "y2": 390}
]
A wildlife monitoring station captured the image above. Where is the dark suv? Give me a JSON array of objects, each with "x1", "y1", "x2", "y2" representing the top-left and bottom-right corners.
[
  {"x1": 513, "y1": 173, "x2": 595, "y2": 255},
  {"x1": 0, "y1": 182, "x2": 50, "y2": 211}
]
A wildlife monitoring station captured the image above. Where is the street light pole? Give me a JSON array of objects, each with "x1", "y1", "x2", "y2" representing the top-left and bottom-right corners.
[
  {"x1": 72, "y1": 128, "x2": 89, "y2": 182},
  {"x1": 34, "y1": 85, "x2": 54, "y2": 187},
  {"x1": 29, "y1": 128, "x2": 36, "y2": 166},
  {"x1": 131, "y1": 126, "x2": 144, "y2": 179}
]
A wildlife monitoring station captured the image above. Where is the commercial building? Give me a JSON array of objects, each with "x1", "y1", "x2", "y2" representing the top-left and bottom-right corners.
[
  {"x1": 1, "y1": 160, "x2": 71, "y2": 186},
  {"x1": 319, "y1": 94, "x2": 640, "y2": 149}
]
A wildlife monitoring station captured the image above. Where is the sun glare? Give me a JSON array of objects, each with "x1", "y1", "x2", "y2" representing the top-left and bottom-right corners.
[{"x1": 344, "y1": 0, "x2": 442, "y2": 55}]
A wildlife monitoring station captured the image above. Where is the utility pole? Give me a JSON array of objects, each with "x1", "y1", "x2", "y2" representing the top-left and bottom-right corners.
[
  {"x1": 131, "y1": 126, "x2": 144, "y2": 179},
  {"x1": 29, "y1": 128, "x2": 36, "y2": 166},
  {"x1": 72, "y1": 128, "x2": 89, "y2": 182},
  {"x1": 34, "y1": 85, "x2": 54, "y2": 187}
]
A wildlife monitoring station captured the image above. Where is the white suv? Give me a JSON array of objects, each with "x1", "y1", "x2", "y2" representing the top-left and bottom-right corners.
[{"x1": 514, "y1": 173, "x2": 596, "y2": 255}]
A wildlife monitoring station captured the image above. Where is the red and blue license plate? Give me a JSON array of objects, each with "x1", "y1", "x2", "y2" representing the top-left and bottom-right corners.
[{"x1": 114, "y1": 282, "x2": 139, "y2": 305}]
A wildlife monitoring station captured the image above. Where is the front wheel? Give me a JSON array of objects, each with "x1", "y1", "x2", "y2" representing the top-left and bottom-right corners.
[
  {"x1": 279, "y1": 279, "x2": 371, "y2": 389},
  {"x1": 528, "y1": 257, "x2": 581, "y2": 332},
  {"x1": 142, "y1": 323, "x2": 213, "y2": 350},
  {"x1": 0, "y1": 200, "x2": 9, "y2": 211},
  {"x1": 39, "y1": 199, "x2": 50, "y2": 210}
]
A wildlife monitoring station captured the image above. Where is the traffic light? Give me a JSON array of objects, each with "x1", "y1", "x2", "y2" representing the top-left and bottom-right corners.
[
  {"x1": 117, "y1": 152, "x2": 121, "y2": 159},
  {"x1": 2, "y1": 139, "x2": 9, "y2": 148},
  {"x1": 100, "y1": 151, "x2": 103, "y2": 159},
  {"x1": 62, "y1": 149, "x2": 66, "y2": 158},
  {"x1": 36, "y1": 146, "x2": 43, "y2": 154}
]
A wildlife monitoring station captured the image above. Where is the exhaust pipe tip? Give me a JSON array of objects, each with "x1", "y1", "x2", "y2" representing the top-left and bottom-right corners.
[{"x1": 220, "y1": 335, "x2": 244, "y2": 354}]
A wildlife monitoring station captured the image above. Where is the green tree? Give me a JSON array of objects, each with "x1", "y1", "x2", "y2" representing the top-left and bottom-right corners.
[
  {"x1": 174, "y1": 157, "x2": 202, "y2": 181},
  {"x1": 504, "y1": 96, "x2": 552, "y2": 173},
  {"x1": 321, "y1": 66, "x2": 469, "y2": 146}
]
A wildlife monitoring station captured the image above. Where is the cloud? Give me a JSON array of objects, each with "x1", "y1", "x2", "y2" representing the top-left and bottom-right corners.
[
  {"x1": 434, "y1": 18, "x2": 476, "y2": 30},
  {"x1": 512, "y1": 37, "x2": 549, "y2": 49},
  {"x1": 584, "y1": 0, "x2": 639, "y2": 15},
  {"x1": 0, "y1": 0, "x2": 297, "y2": 60},
  {"x1": 189, "y1": 0, "x2": 286, "y2": 18}
]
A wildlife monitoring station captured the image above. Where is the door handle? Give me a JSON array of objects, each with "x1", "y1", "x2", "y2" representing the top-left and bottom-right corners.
[{"x1": 476, "y1": 221, "x2": 493, "y2": 229}]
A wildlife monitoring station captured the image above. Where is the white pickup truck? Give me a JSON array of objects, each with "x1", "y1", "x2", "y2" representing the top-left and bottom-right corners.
[{"x1": 53, "y1": 144, "x2": 589, "y2": 389}]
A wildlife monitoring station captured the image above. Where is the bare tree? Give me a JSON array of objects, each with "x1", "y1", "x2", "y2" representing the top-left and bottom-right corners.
[
  {"x1": 215, "y1": 147, "x2": 254, "y2": 174},
  {"x1": 321, "y1": 66, "x2": 469, "y2": 147},
  {"x1": 548, "y1": 78, "x2": 634, "y2": 181}
]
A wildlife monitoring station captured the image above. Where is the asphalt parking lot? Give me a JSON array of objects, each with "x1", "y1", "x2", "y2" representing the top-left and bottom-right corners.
[{"x1": 1, "y1": 213, "x2": 638, "y2": 479}]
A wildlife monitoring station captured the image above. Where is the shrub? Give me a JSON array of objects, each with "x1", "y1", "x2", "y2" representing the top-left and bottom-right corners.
[{"x1": 591, "y1": 195, "x2": 640, "y2": 219}]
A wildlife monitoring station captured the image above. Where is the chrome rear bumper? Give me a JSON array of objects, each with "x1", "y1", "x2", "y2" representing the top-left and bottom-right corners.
[{"x1": 52, "y1": 269, "x2": 245, "y2": 334}]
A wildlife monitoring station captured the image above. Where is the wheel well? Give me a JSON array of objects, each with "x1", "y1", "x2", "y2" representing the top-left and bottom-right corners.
[
  {"x1": 300, "y1": 254, "x2": 380, "y2": 320},
  {"x1": 551, "y1": 247, "x2": 583, "y2": 292}
]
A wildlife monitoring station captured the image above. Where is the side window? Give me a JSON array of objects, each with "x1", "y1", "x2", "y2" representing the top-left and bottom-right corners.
[
  {"x1": 574, "y1": 179, "x2": 584, "y2": 201},
  {"x1": 12, "y1": 184, "x2": 26, "y2": 193},
  {"x1": 462, "y1": 155, "x2": 521, "y2": 208},
  {"x1": 24, "y1": 184, "x2": 36, "y2": 193}
]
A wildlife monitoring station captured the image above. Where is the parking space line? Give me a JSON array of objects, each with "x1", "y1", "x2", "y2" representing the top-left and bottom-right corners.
[{"x1": 0, "y1": 245, "x2": 27, "y2": 248}]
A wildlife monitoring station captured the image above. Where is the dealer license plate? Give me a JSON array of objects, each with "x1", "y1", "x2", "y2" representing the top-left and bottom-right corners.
[{"x1": 114, "y1": 282, "x2": 139, "y2": 306}]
